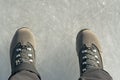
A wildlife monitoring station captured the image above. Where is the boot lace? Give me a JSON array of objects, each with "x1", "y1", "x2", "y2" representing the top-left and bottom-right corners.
[
  {"x1": 13, "y1": 42, "x2": 35, "y2": 66},
  {"x1": 80, "y1": 44, "x2": 101, "y2": 73}
]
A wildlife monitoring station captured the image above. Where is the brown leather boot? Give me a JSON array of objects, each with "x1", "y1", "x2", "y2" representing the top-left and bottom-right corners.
[
  {"x1": 76, "y1": 29, "x2": 103, "y2": 76},
  {"x1": 10, "y1": 27, "x2": 39, "y2": 77}
]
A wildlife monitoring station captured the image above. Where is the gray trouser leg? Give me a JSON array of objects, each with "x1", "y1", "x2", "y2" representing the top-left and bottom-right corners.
[
  {"x1": 79, "y1": 69, "x2": 113, "y2": 80},
  {"x1": 8, "y1": 70, "x2": 41, "y2": 80}
]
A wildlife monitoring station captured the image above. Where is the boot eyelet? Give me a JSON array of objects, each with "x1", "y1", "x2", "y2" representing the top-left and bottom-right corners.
[
  {"x1": 82, "y1": 50, "x2": 87, "y2": 53},
  {"x1": 95, "y1": 55, "x2": 98, "y2": 58},
  {"x1": 93, "y1": 49, "x2": 97, "y2": 53},
  {"x1": 82, "y1": 61, "x2": 87, "y2": 65},
  {"x1": 82, "y1": 56, "x2": 87, "y2": 59},
  {"x1": 16, "y1": 48, "x2": 22, "y2": 52},
  {"x1": 97, "y1": 61, "x2": 100, "y2": 64},
  {"x1": 29, "y1": 59, "x2": 33, "y2": 62},
  {"x1": 28, "y1": 53, "x2": 32, "y2": 57},
  {"x1": 27, "y1": 48, "x2": 32, "y2": 51},
  {"x1": 82, "y1": 68, "x2": 87, "y2": 72},
  {"x1": 16, "y1": 54, "x2": 21, "y2": 58}
]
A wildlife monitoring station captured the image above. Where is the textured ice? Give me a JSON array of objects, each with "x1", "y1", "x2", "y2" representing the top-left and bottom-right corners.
[{"x1": 0, "y1": 0, "x2": 120, "y2": 80}]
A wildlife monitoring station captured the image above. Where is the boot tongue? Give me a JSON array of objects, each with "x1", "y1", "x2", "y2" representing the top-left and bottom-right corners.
[
  {"x1": 84, "y1": 43, "x2": 92, "y2": 48},
  {"x1": 20, "y1": 41, "x2": 28, "y2": 46}
]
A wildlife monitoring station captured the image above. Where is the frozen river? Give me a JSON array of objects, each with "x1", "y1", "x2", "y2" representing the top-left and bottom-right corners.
[{"x1": 0, "y1": 0, "x2": 120, "y2": 80}]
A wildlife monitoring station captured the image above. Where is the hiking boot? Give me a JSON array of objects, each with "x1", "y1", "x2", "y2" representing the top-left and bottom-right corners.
[
  {"x1": 10, "y1": 27, "x2": 39, "y2": 77},
  {"x1": 76, "y1": 29, "x2": 103, "y2": 75}
]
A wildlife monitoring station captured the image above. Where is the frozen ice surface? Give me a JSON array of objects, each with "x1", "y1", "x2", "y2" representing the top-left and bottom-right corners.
[{"x1": 0, "y1": 0, "x2": 120, "y2": 80}]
